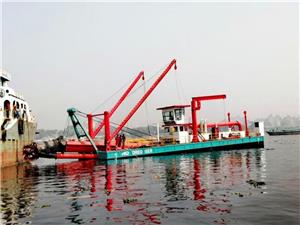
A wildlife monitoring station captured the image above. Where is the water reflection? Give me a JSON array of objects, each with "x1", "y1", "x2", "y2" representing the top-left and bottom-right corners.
[
  {"x1": 1, "y1": 149, "x2": 267, "y2": 224},
  {"x1": 0, "y1": 163, "x2": 38, "y2": 225}
]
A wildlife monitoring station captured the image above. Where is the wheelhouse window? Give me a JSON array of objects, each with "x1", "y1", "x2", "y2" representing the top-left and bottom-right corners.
[
  {"x1": 175, "y1": 109, "x2": 183, "y2": 120},
  {"x1": 163, "y1": 111, "x2": 174, "y2": 122}
]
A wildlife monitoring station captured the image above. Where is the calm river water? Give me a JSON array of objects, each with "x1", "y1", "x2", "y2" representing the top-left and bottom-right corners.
[{"x1": 1, "y1": 135, "x2": 299, "y2": 225}]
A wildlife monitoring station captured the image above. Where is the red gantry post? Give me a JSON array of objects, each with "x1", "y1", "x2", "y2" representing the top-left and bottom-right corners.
[
  {"x1": 87, "y1": 114, "x2": 93, "y2": 137},
  {"x1": 227, "y1": 112, "x2": 231, "y2": 122},
  {"x1": 191, "y1": 94, "x2": 227, "y2": 142},
  {"x1": 244, "y1": 110, "x2": 249, "y2": 137},
  {"x1": 104, "y1": 111, "x2": 111, "y2": 150}
]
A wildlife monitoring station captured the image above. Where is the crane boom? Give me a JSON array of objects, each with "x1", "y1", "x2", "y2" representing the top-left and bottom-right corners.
[
  {"x1": 88, "y1": 71, "x2": 144, "y2": 139},
  {"x1": 107, "y1": 59, "x2": 177, "y2": 147}
]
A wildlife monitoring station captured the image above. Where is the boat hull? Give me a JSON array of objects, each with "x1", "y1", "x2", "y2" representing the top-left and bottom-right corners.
[
  {"x1": 97, "y1": 136, "x2": 264, "y2": 160},
  {"x1": 266, "y1": 131, "x2": 300, "y2": 136},
  {"x1": 0, "y1": 121, "x2": 37, "y2": 167}
]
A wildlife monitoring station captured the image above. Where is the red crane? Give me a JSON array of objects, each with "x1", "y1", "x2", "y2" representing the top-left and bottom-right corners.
[
  {"x1": 191, "y1": 94, "x2": 226, "y2": 142},
  {"x1": 87, "y1": 71, "x2": 145, "y2": 139},
  {"x1": 104, "y1": 59, "x2": 177, "y2": 150}
]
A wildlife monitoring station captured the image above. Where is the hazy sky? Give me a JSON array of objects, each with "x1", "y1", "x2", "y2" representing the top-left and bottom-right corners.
[{"x1": 1, "y1": 2, "x2": 299, "y2": 129}]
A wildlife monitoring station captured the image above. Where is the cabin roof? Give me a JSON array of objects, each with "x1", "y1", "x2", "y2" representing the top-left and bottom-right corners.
[{"x1": 156, "y1": 105, "x2": 190, "y2": 110}]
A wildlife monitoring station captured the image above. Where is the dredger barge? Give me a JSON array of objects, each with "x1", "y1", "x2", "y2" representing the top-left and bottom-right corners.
[{"x1": 33, "y1": 59, "x2": 264, "y2": 161}]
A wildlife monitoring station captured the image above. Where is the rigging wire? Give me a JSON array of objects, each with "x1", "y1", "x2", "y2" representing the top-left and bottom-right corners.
[
  {"x1": 122, "y1": 61, "x2": 171, "y2": 135},
  {"x1": 124, "y1": 62, "x2": 169, "y2": 100},
  {"x1": 174, "y1": 68, "x2": 188, "y2": 104},
  {"x1": 110, "y1": 124, "x2": 148, "y2": 138},
  {"x1": 74, "y1": 109, "x2": 149, "y2": 135},
  {"x1": 91, "y1": 61, "x2": 170, "y2": 114},
  {"x1": 173, "y1": 69, "x2": 182, "y2": 104},
  {"x1": 143, "y1": 79, "x2": 152, "y2": 136},
  {"x1": 69, "y1": 61, "x2": 174, "y2": 138},
  {"x1": 91, "y1": 116, "x2": 151, "y2": 137},
  {"x1": 90, "y1": 76, "x2": 135, "y2": 113},
  {"x1": 76, "y1": 110, "x2": 88, "y2": 117}
]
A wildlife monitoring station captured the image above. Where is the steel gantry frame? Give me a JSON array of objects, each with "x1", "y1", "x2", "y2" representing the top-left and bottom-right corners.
[{"x1": 191, "y1": 94, "x2": 227, "y2": 142}]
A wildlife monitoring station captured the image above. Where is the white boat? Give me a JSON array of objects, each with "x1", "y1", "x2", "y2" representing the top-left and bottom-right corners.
[{"x1": 0, "y1": 69, "x2": 37, "y2": 167}]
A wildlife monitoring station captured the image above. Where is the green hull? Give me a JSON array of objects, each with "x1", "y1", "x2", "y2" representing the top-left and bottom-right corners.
[{"x1": 98, "y1": 136, "x2": 264, "y2": 160}]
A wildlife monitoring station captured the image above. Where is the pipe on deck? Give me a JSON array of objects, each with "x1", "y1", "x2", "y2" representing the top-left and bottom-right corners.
[{"x1": 206, "y1": 121, "x2": 243, "y2": 131}]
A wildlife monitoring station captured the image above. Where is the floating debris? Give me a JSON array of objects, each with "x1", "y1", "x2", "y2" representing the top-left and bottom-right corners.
[
  {"x1": 123, "y1": 198, "x2": 138, "y2": 204},
  {"x1": 246, "y1": 179, "x2": 266, "y2": 187},
  {"x1": 214, "y1": 218, "x2": 226, "y2": 225},
  {"x1": 41, "y1": 204, "x2": 51, "y2": 208},
  {"x1": 234, "y1": 192, "x2": 244, "y2": 197}
]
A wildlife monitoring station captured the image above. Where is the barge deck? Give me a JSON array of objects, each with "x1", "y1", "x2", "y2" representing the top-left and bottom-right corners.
[{"x1": 56, "y1": 136, "x2": 264, "y2": 160}]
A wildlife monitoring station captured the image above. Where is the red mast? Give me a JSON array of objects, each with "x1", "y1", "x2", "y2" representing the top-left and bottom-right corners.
[{"x1": 105, "y1": 59, "x2": 177, "y2": 150}]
